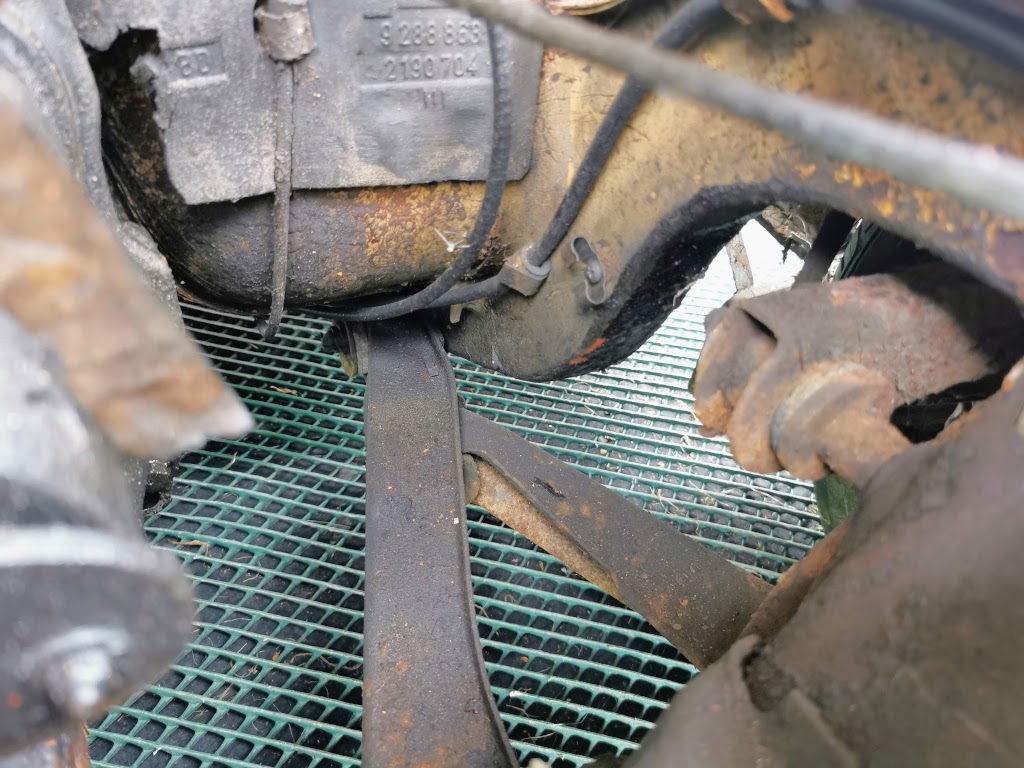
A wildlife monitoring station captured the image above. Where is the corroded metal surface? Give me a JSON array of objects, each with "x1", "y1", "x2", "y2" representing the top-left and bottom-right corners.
[
  {"x1": 362, "y1": 321, "x2": 515, "y2": 768},
  {"x1": 448, "y1": 7, "x2": 1024, "y2": 380},
  {"x1": 621, "y1": 361, "x2": 1024, "y2": 767},
  {"x1": 461, "y1": 409, "x2": 770, "y2": 669},
  {"x1": 746, "y1": 361, "x2": 1024, "y2": 765},
  {"x1": 620, "y1": 635, "x2": 859, "y2": 768},
  {"x1": 95, "y1": 6, "x2": 1024, "y2": 343},
  {"x1": 0, "y1": 101, "x2": 251, "y2": 458},
  {"x1": 691, "y1": 264, "x2": 1024, "y2": 484}
]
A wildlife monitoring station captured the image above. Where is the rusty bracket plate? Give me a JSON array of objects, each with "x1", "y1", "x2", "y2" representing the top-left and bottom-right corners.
[
  {"x1": 460, "y1": 409, "x2": 769, "y2": 669},
  {"x1": 362, "y1": 320, "x2": 515, "y2": 768}
]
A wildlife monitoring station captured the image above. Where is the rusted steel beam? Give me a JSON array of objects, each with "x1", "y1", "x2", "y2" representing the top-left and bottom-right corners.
[
  {"x1": 461, "y1": 409, "x2": 769, "y2": 669},
  {"x1": 362, "y1": 321, "x2": 515, "y2": 768}
]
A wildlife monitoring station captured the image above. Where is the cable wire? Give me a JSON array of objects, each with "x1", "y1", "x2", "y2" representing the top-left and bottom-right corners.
[
  {"x1": 530, "y1": 0, "x2": 726, "y2": 268},
  {"x1": 322, "y1": 24, "x2": 514, "y2": 322},
  {"x1": 426, "y1": 274, "x2": 508, "y2": 308},
  {"x1": 446, "y1": 0, "x2": 1024, "y2": 223}
]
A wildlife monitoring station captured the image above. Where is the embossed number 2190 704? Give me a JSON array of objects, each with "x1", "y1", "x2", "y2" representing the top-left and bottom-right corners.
[
  {"x1": 379, "y1": 18, "x2": 484, "y2": 48},
  {"x1": 381, "y1": 52, "x2": 479, "y2": 81}
]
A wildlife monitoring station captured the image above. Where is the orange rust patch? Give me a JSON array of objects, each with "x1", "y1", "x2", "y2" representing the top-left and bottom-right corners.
[
  {"x1": 833, "y1": 162, "x2": 893, "y2": 190},
  {"x1": 913, "y1": 189, "x2": 936, "y2": 224},
  {"x1": 875, "y1": 196, "x2": 895, "y2": 217},
  {"x1": 396, "y1": 658, "x2": 410, "y2": 675},
  {"x1": 569, "y1": 337, "x2": 607, "y2": 365}
]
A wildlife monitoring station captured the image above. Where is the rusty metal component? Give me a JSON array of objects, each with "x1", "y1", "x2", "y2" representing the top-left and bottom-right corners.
[
  {"x1": 461, "y1": 409, "x2": 770, "y2": 668},
  {"x1": 758, "y1": 203, "x2": 830, "y2": 260},
  {"x1": 742, "y1": 361, "x2": 1024, "y2": 765},
  {"x1": 87, "y1": 5, "x2": 1024, "y2": 342},
  {"x1": 621, "y1": 635, "x2": 858, "y2": 768},
  {"x1": 0, "y1": 96, "x2": 252, "y2": 459},
  {"x1": 769, "y1": 362, "x2": 912, "y2": 487},
  {"x1": 447, "y1": 8, "x2": 1024, "y2": 381},
  {"x1": 451, "y1": 0, "x2": 1024, "y2": 226},
  {"x1": 622, "y1": 360, "x2": 1024, "y2": 767},
  {"x1": 0, "y1": 725, "x2": 91, "y2": 768},
  {"x1": 0, "y1": 0, "x2": 185, "y2": 332},
  {"x1": 740, "y1": 518, "x2": 849, "y2": 643},
  {"x1": 0, "y1": 310, "x2": 193, "y2": 755},
  {"x1": 692, "y1": 264, "x2": 1024, "y2": 483},
  {"x1": 362, "y1": 321, "x2": 515, "y2": 768}
]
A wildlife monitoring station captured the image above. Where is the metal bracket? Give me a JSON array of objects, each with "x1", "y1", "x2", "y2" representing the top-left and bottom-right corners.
[
  {"x1": 255, "y1": 0, "x2": 316, "y2": 62},
  {"x1": 498, "y1": 245, "x2": 551, "y2": 297},
  {"x1": 323, "y1": 322, "x2": 369, "y2": 377},
  {"x1": 570, "y1": 236, "x2": 607, "y2": 306}
]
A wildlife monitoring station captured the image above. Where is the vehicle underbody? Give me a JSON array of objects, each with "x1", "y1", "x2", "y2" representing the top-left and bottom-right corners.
[{"x1": 1, "y1": 0, "x2": 1023, "y2": 765}]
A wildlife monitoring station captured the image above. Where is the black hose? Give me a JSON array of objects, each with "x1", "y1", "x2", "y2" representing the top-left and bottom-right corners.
[
  {"x1": 529, "y1": 0, "x2": 727, "y2": 268},
  {"x1": 322, "y1": 23, "x2": 514, "y2": 322},
  {"x1": 793, "y1": 211, "x2": 856, "y2": 284},
  {"x1": 427, "y1": 274, "x2": 509, "y2": 308}
]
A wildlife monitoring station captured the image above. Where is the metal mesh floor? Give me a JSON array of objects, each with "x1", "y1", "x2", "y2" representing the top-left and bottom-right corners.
[{"x1": 89, "y1": 254, "x2": 822, "y2": 768}]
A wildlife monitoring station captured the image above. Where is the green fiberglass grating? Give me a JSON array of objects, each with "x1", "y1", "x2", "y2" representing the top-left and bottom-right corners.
[{"x1": 89, "y1": 253, "x2": 823, "y2": 768}]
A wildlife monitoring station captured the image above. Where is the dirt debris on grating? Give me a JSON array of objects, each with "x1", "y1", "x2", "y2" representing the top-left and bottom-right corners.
[{"x1": 90, "y1": 252, "x2": 821, "y2": 768}]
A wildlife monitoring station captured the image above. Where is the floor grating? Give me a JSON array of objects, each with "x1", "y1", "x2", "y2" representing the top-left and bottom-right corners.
[{"x1": 89, "y1": 253, "x2": 821, "y2": 768}]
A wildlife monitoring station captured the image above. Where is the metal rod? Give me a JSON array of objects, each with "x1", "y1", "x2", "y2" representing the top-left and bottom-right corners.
[{"x1": 461, "y1": 408, "x2": 770, "y2": 669}]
